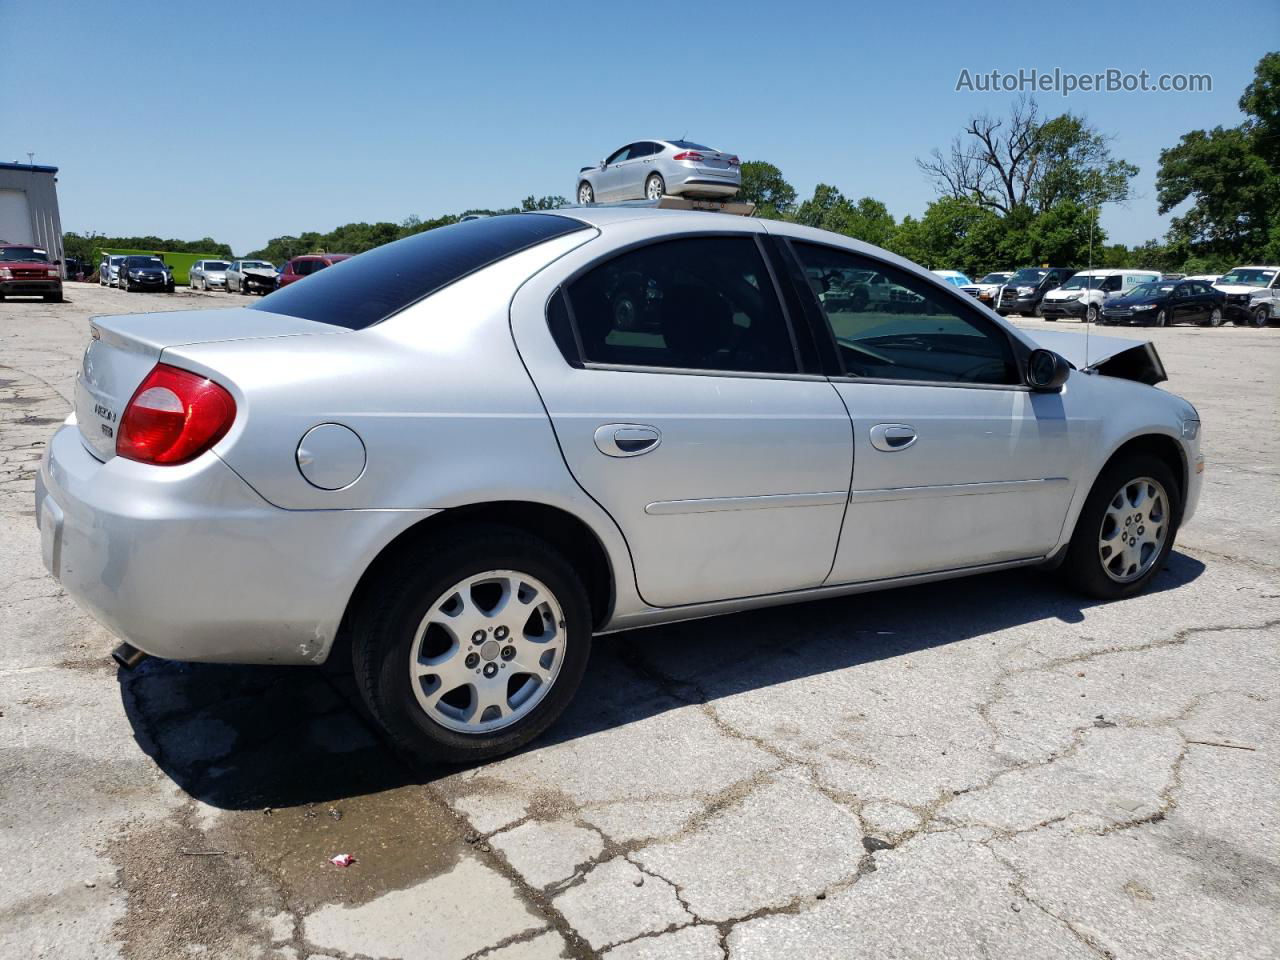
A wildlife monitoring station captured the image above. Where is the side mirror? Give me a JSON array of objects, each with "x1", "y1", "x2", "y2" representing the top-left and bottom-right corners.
[
  {"x1": 599, "y1": 159, "x2": 607, "y2": 169},
  {"x1": 1027, "y1": 348, "x2": 1070, "y2": 391}
]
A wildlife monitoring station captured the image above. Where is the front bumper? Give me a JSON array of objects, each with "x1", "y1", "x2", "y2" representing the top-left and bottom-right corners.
[
  {"x1": 997, "y1": 294, "x2": 1040, "y2": 314},
  {"x1": 1038, "y1": 298, "x2": 1088, "y2": 319},
  {"x1": 242, "y1": 275, "x2": 277, "y2": 292},
  {"x1": 36, "y1": 421, "x2": 435, "y2": 665},
  {"x1": 1223, "y1": 297, "x2": 1253, "y2": 320},
  {"x1": 1, "y1": 279, "x2": 61, "y2": 296}
]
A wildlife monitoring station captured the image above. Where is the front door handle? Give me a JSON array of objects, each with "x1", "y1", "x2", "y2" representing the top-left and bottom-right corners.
[
  {"x1": 594, "y1": 423, "x2": 662, "y2": 458},
  {"x1": 869, "y1": 423, "x2": 917, "y2": 452}
]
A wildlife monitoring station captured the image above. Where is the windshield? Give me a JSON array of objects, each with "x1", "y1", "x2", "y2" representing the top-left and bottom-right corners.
[
  {"x1": 125, "y1": 256, "x2": 164, "y2": 268},
  {"x1": 1009, "y1": 268, "x2": 1048, "y2": 284},
  {"x1": 0, "y1": 247, "x2": 49, "y2": 262},
  {"x1": 1060, "y1": 275, "x2": 1106, "y2": 290},
  {"x1": 1218, "y1": 268, "x2": 1276, "y2": 286},
  {"x1": 240, "y1": 260, "x2": 272, "y2": 270},
  {"x1": 979, "y1": 273, "x2": 1010, "y2": 284},
  {"x1": 1128, "y1": 283, "x2": 1175, "y2": 297},
  {"x1": 205, "y1": 261, "x2": 229, "y2": 271},
  {"x1": 256, "y1": 215, "x2": 588, "y2": 329}
]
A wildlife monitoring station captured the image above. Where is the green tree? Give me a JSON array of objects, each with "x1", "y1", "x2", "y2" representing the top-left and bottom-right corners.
[
  {"x1": 793, "y1": 186, "x2": 897, "y2": 247},
  {"x1": 521, "y1": 195, "x2": 568, "y2": 211},
  {"x1": 737, "y1": 161, "x2": 797, "y2": 218},
  {"x1": 1157, "y1": 52, "x2": 1280, "y2": 262},
  {"x1": 1026, "y1": 201, "x2": 1106, "y2": 266}
]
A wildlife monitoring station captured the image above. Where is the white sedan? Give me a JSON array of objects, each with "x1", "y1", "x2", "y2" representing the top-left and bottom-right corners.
[{"x1": 36, "y1": 208, "x2": 1202, "y2": 762}]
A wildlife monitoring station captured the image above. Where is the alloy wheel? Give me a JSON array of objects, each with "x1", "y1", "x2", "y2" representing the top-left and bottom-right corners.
[
  {"x1": 646, "y1": 176, "x2": 665, "y2": 200},
  {"x1": 1097, "y1": 476, "x2": 1169, "y2": 583},
  {"x1": 1208, "y1": 307, "x2": 1223, "y2": 327},
  {"x1": 578, "y1": 183, "x2": 593, "y2": 205},
  {"x1": 408, "y1": 570, "x2": 565, "y2": 734},
  {"x1": 1252, "y1": 307, "x2": 1269, "y2": 328}
]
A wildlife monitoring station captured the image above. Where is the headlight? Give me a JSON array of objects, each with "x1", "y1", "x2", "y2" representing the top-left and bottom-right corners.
[
  {"x1": 1132, "y1": 304, "x2": 1156, "y2": 311},
  {"x1": 0, "y1": 267, "x2": 12, "y2": 279},
  {"x1": 1016, "y1": 286, "x2": 1034, "y2": 295},
  {"x1": 1181, "y1": 419, "x2": 1200, "y2": 441}
]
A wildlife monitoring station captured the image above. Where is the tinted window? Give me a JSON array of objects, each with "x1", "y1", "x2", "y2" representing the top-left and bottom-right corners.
[
  {"x1": 565, "y1": 236, "x2": 797, "y2": 374},
  {"x1": 254, "y1": 215, "x2": 587, "y2": 329},
  {"x1": 793, "y1": 242, "x2": 1018, "y2": 385},
  {"x1": 669, "y1": 140, "x2": 712, "y2": 151}
]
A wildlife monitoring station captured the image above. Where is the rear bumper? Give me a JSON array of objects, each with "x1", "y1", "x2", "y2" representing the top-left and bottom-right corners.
[
  {"x1": 669, "y1": 176, "x2": 740, "y2": 198},
  {"x1": 36, "y1": 421, "x2": 435, "y2": 665}
]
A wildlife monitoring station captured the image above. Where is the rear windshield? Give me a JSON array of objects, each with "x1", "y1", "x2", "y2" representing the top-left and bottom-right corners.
[
  {"x1": 254, "y1": 214, "x2": 588, "y2": 329},
  {"x1": 668, "y1": 140, "x2": 712, "y2": 150}
]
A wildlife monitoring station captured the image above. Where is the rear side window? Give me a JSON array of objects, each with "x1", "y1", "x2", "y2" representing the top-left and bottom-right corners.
[
  {"x1": 564, "y1": 236, "x2": 798, "y2": 374},
  {"x1": 254, "y1": 215, "x2": 588, "y2": 329}
]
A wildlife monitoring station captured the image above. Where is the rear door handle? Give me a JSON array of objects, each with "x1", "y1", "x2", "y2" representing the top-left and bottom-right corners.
[
  {"x1": 594, "y1": 424, "x2": 662, "y2": 457},
  {"x1": 869, "y1": 423, "x2": 917, "y2": 452}
]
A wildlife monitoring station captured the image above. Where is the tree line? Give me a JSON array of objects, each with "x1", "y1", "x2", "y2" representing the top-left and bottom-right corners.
[{"x1": 64, "y1": 53, "x2": 1276, "y2": 278}]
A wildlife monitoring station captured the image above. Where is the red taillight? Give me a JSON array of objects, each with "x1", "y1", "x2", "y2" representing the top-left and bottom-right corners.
[
  {"x1": 672, "y1": 151, "x2": 704, "y2": 162},
  {"x1": 727, "y1": 156, "x2": 740, "y2": 166},
  {"x1": 116, "y1": 363, "x2": 236, "y2": 465}
]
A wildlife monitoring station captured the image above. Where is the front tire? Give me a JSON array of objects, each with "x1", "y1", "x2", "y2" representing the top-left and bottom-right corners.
[
  {"x1": 1061, "y1": 453, "x2": 1180, "y2": 600},
  {"x1": 1085, "y1": 303, "x2": 1099, "y2": 323},
  {"x1": 577, "y1": 181, "x2": 594, "y2": 205},
  {"x1": 352, "y1": 527, "x2": 592, "y2": 764},
  {"x1": 1152, "y1": 309, "x2": 1167, "y2": 327},
  {"x1": 645, "y1": 174, "x2": 666, "y2": 201},
  {"x1": 1251, "y1": 306, "x2": 1270, "y2": 328}
]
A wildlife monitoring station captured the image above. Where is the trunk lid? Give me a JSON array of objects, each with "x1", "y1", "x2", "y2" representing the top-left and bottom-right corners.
[{"x1": 75, "y1": 307, "x2": 341, "y2": 461}]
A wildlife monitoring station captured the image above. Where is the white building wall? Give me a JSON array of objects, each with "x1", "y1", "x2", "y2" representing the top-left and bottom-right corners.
[{"x1": 0, "y1": 164, "x2": 65, "y2": 277}]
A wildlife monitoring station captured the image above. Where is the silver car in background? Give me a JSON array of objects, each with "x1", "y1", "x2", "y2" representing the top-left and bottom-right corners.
[
  {"x1": 577, "y1": 139, "x2": 740, "y2": 204},
  {"x1": 189, "y1": 259, "x2": 230, "y2": 290},
  {"x1": 37, "y1": 209, "x2": 1201, "y2": 766},
  {"x1": 99, "y1": 254, "x2": 126, "y2": 287}
]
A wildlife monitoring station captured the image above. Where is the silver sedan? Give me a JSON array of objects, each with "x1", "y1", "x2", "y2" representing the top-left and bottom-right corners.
[
  {"x1": 37, "y1": 209, "x2": 1202, "y2": 764},
  {"x1": 576, "y1": 139, "x2": 740, "y2": 204}
]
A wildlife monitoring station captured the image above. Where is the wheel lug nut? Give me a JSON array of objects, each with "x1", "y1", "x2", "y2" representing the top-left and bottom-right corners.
[
  {"x1": 465, "y1": 652, "x2": 479, "y2": 669},
  {"x1": 483, "y1": 663, "x2": 498, "y2": 678},
  {"x1": 472, "y1": 631, "x2": 485, "y2": 645},
  {"x1": 494, "y1": 625, "x2": 509, "y2": 641},
  {"x1": 501, "y1": 645, "x2": 515, "y2": 661}
]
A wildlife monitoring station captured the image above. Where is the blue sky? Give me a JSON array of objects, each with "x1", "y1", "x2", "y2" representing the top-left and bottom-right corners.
[{"x1": 5, "y1": 0, "x2": 1276, "y2": 254}]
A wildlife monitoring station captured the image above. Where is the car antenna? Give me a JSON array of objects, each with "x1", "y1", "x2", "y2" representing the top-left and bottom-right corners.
[{"x1": 1085, "y1": 201, "x2": 1095, "y2": 370}]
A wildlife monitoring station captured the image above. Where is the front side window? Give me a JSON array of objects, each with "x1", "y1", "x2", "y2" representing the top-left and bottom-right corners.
[
  {"x1": 606, "y1": 145, "x2": 632, "y2": 164},
  {"x1": 565, "y1": 236, "x2": 797, "y2": 374},
  {"x1": 792, "y1": 242, "x2": 1018, "y2": 385}
]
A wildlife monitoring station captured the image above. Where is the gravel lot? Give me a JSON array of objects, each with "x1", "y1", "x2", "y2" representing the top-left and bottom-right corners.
[{"x1": 2, "y1": 283, "x2": 1277, "y2": 960}]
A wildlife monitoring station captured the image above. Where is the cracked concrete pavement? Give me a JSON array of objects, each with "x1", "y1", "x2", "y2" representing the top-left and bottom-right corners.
[{"x1": 1, "y1": 285, "x2": 1277, "y2": 959}]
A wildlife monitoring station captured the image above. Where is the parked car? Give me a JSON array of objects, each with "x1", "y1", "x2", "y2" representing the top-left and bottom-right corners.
[
  {"x1": 189, "y1": 260, "x2": 230, "y2": 291},
  {"x1": 118, "y1": 255, "x2": 174, "y2": 293},
  {"x1": 99, "y1": 254, "x2": 126, "y2": 287},
  {"x1": 0, "y1": 243, "x2": 62, "y2": 302},
  {"x1": 38, "y1": 209, "x2": 1203, "y2": 764},
  {"x1": 931, "y1": 270, "x2": 977, "y2": 295},
  {"x1": 1183, "y1": 274, "x2": 1221, "y2": 284},
  {"x1": 1213, "y1": 266, "x2": 1279, "y2": 325},
  {"x1": 972, "y1": 272, "x2": 1012, "y2": 307},
  {"x1": 64, "y1": 256, "x2": 88, "y2": 281},
  {"x1": 1100, "y1": 279, "x2": 1225, "y2": 327},
  {"x1": 1038, "y1": 269, "x2": 1161, "y2": 323},
  {"x1": 277, "y1": 253, "x2": 352, "y2": 288},
  {"x1": 227, "y1": 259, "x2": 278, "y2": 295},
  {"x1": 576, "y1": 140, "x2": 740, "y2": 205},
  {"x1": 996, "y1": 267, "x2": 1076, "y2": 316}
]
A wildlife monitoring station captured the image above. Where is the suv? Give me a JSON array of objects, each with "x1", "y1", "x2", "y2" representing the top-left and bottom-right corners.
[
  {"x1": 1039, "y1": 270, "x2": 1161, "y2": 323},
  {"x1": 278, "y1": 253, "x2": 352, "y2": 288},
  {"x1": 0, "y1": 243, "x2": 63, "y2": 302},
  {"x1": 1213, "y1": 266, "x2": 1279, "y2": 325},
  {"x1": 996, "y1": 267, "x2": 1076, "y2": 316}
]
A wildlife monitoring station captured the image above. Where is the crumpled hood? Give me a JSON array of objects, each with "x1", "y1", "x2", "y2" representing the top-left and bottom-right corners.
[
  {"x1": 1214, "y1": 284, "x2": 1263, "y2": 295},
  {"x1": 1021, "y1": 328, "x2": 1156, "y2": 371}
]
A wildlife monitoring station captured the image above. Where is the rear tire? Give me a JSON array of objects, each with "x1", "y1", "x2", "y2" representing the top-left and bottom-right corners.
[
  {"x1": 1206, "y1": 306, "x2": 1224, "y2": 327},
  {"x1": 645, "y1": 174, "x2": 666, "y2": 201},
  {"x1": 352, "y1": 527, "x2": 593, "y2": 764},
  {"x1": 1061, "y1": 453, "x2": 1181, "y2": 600}
]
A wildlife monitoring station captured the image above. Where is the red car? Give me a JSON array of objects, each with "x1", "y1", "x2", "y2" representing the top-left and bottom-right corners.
[
  {"x1": 0, "y1": 243, "x2": 63, "y2": 302},
  {"x1": 277, "y1": 253, "x2": 352, "y2": 289}
]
